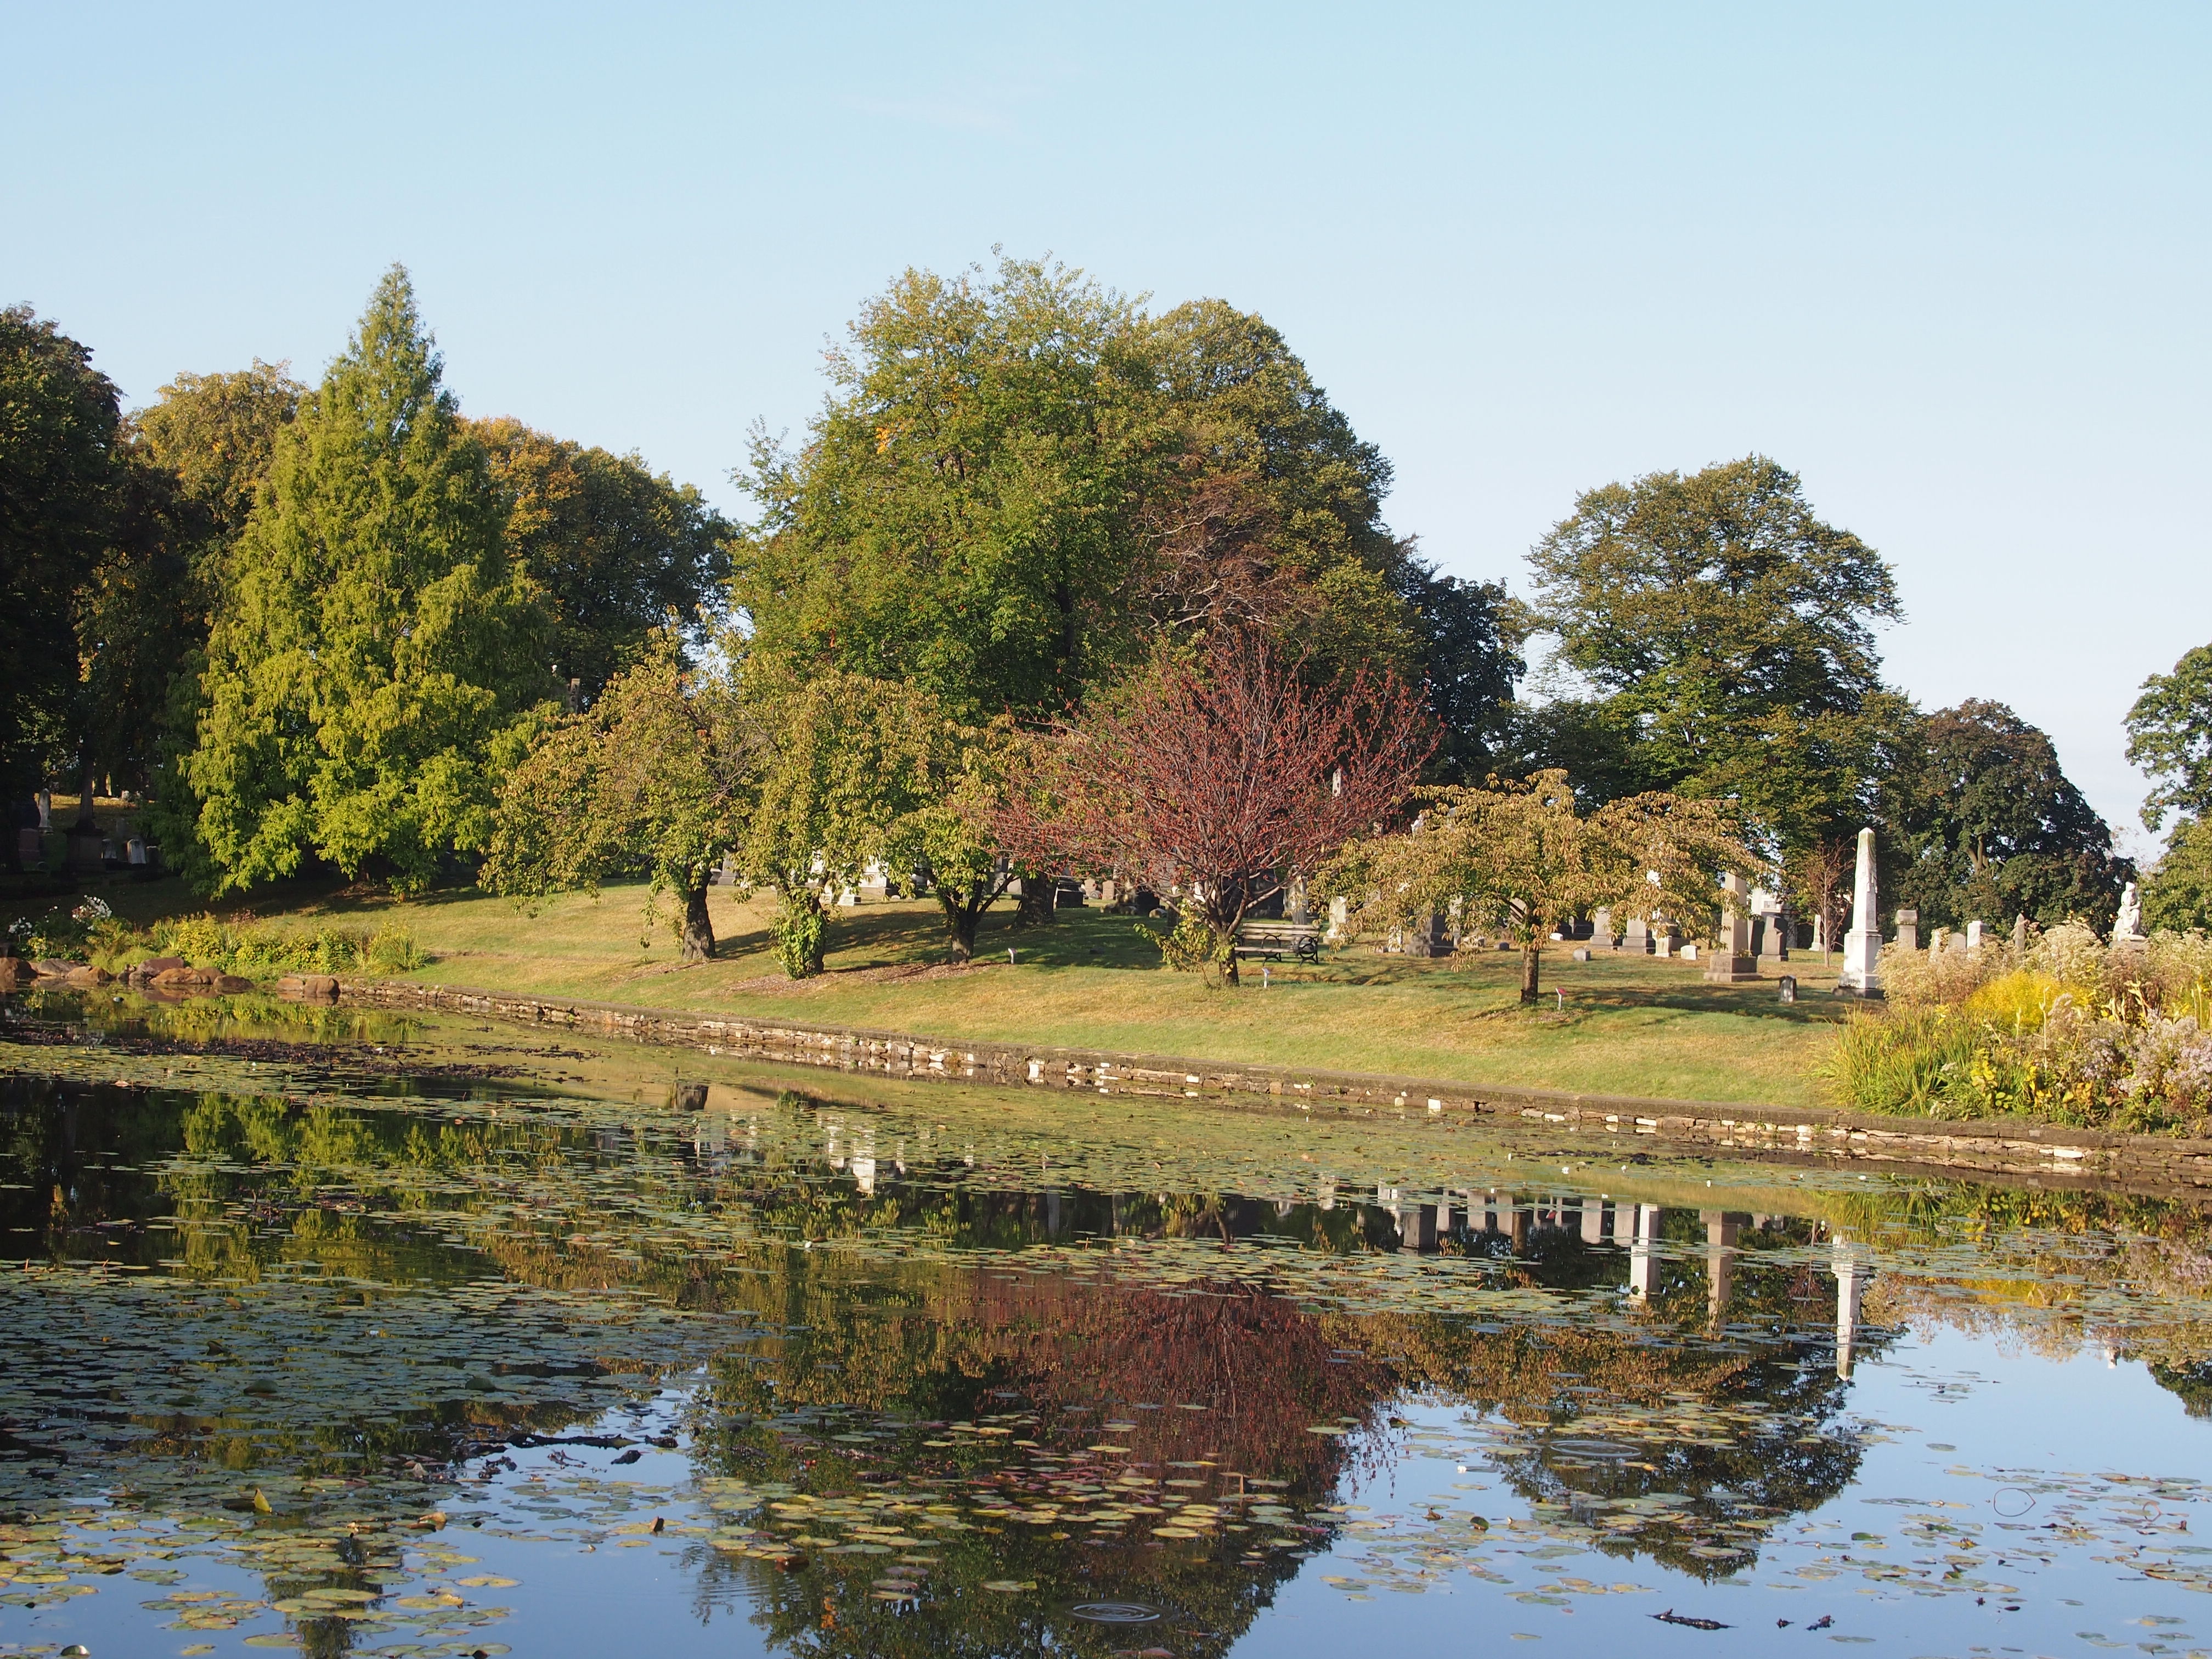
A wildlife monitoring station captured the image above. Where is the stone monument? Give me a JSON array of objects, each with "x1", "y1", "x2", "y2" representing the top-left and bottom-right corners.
[
  {"x1": 1704, "y1": 871, "x2": 1760, "y2": 983},
  {"x1": 1893, "y1": 907, "x2": 1918, "y2": 952},
  {"x1": 1837, "y1": 826, "x2": 1883, "y2": 998}
]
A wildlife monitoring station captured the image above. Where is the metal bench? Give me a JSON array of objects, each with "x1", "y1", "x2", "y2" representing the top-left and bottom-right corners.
[{"x1": 1233, "y1": 921, "x2": 1322, "y2": 962}]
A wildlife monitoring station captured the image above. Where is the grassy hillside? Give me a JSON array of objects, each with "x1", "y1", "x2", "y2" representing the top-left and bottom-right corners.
[{"x1": 77, "y1": 872, "x2": 1850, "y2": 1109}]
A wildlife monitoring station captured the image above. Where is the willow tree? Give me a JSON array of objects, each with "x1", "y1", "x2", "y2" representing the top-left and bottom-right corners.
[
  {"x1": 176, "y1": 266, "x2": 550, "y2": 893},
  {"x1": 1329, "y1": 769, "x2": 1759, "y2": 1002},
  {"x1": 482, "y1": 636, "x2": 755, "y2": 961}
]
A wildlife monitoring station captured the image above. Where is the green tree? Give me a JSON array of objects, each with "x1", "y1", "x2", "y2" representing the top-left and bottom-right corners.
[
  {"x1": 473, "y1": 417, "x2": 730, "y2": 696},
  {"x1": 172, "y1": 266, "x2": 551, "y2": 894},
  {"x1": 483, "y1": 636, "x2": 754, "y2": 960},
  {"x1": 738, "y1": 669, "x2": 944, "y2": 977},
  {"x1": 737, "y1": 256, "x2": 1170, "y2": 721},
  {"x1": 0, "y1": 304, "x2": 119, "y2": 811},
  {"x1": 1327, "y1": 769, "x2": 1758, "y2": 1002},
  {"x1": 1525, "y1": 456, "x2": 1903, "y2": 850},
  {"x1": 2127, "y1": 644, "x2": 2212, "y2": 833},
  {"x1": 134, "y1": 360, "x2": 303, "y2": 543},
  {"x1": 1880, "y1": 699, "x2": 2129, "y2": 933},
  {"x1": 2145, "y1": 816, "x2": 2212, "y2": 933}
]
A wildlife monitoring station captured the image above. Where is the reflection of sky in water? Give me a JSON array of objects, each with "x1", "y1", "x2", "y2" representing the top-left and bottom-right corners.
[{"x1": 5, "y1": 1003, "x2": 2212, "y2": 1658}]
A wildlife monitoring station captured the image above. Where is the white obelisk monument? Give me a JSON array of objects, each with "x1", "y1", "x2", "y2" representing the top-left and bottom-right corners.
[{"x1": 1838, "y1": 825, "x2": 1883, "y2": 998}]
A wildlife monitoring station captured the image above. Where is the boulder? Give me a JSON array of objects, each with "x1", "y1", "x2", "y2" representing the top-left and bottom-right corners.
[
  {"x1": 129, "y1": 956, "x2": 188, "y2": 981},
  {"x1": 277, "y1": 973, "x2": 340, "y2": 1000},
  {"x1": 0, "y1": 958, "x2": 28, "y2": 989},
  {"x1": 151, "y1": 966, "x2": 216, "y2": 990},
  {"x1": 212, "y1": 973, "x2": 253, "y2": 994},
  {"x1": 63, "y1": 965, "x2": 113, "y2": 987},
  {"x1": 32, "y1": 959, "x2": 78, "y2": 978}
]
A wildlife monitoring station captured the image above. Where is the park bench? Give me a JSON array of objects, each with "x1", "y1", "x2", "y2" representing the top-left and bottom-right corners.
[{"x1": 1233, "y1": 920, "x2": 1323, "y2": 962}]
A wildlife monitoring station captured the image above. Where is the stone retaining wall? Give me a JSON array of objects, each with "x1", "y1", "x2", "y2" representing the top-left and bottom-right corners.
[{"x1": 340, "y1": 978, "x2": 2212, "y2": 1200}]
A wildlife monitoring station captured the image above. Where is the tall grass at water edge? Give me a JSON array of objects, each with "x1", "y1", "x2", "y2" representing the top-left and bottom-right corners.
[
  {"x1": 7, "y1": 901, "x2": 425, "y2": 979},
  {"x1": 1827, "y1": 924, "x2": 2212, "y2": 1132}
]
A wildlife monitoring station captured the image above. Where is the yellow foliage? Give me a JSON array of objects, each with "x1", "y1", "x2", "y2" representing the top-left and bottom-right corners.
[{"x1": 1960, "y1": 970, "x2": 2067, "y2": 1034}]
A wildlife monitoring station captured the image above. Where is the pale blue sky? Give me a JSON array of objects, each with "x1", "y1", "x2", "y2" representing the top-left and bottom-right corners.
[{"x1": 8, "y1": 2, "x2": 2205, "y2": 848}]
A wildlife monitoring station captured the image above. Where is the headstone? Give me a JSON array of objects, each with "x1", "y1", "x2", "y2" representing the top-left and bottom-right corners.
[
  {"x1": 2114, "y1": 881, "x2": 2146, "y2": 944},
  {"x1": 1705, "y1": 870, "x2": 1760, "y2": 983},
  {"x1": 1415, "y1": 912, "x2": 1449, "y2": 957},
  {"x1": 1965, "y1": 919, "x2": 1984, "y2": 951},
  {"x1": 15, "y1": 828, "x2": 40, "y2": 868},
  {"x1": 2013, "y1": 913, "x2": 2028, "y2": 953},
  {"x1": 1592, "y1": 906, "x2": 1615, "y2": 949},
  {"x1": 1929, "y1": 926, "x2": 1949, "y2": 954},
  {"x1": 1571, "y1": 946, "x2": 1591, "y2": 962},
  {"x1": 1652, "y1": 918, "x2": 1675, "y2": 958},
  {"x1": 1837, "y1": 826, "x2": 1883, "y2": 998},
  {"x1": 1680, "y1": 942, "x2": 1699, "y2": 961},
  {"x1": 1289, "y1": 878, "x2": 1310, "y2": 927},
  {"x1": 1778, "y1": 974, "x2": 1797, "y2": 1004},
  {"x1": 126, "y1": 837, "x2": 146, "y2": 866},
  {"x1": 1894, "y1": 908, "x2": 1918, "y2": 952},
  {"x1": 1948, "y1": 928, "x2": 1970, "y2": 955},
  {"x1": 35, "y1": 792, "x2": 50, "y2": 831},
  {"x1": 1623, "y1": 915, "x2": 1650, "y2": 954},
  {"x1": 1327, "y1": 895, "x2": 1349, "y2": 943}
]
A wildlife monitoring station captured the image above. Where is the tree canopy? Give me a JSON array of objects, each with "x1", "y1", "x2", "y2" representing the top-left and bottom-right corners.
[
  {"x1": 472, "y1": 417, "x2": 731, "y2": 696},
  {"x1": 0, "y1": 304, "x2": 120, "y2": 803},
  {"x1": 1525, "y1": 456, "x2": 1902, "y2": 853},
  {"x1": 173, "y1": 266, "x2": 551, "y2": 893},
  {"x1": 2128, "y1": 643, "x2": 2212, "y2": 834},
  {"x1": 1327, "y1": 769, "x2": 1759, "y2": 1001},
  {"x1": 1880, "y1": 699, "x2": 2129, "y2": 933}
]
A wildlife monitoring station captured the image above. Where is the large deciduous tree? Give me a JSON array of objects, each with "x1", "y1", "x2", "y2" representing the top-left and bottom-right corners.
[
  {"x1": 472, "y1": 417, "x2": 730, "y2": 697},
  {"x1": 134, "y1": 360, "x2": 303, "y2": 543},
  {"x1": 0, "y1": 305, "x2": 120, "y2": 814},
  {"x1": 173, "y1": 266, "x2": 552, "y2": 894},
  {"x1": 991, "y1": 634, "x2": 1435, "y2": 983},
  {"x1": 1880, "y1": 699, "x2": 2128, "y2": 933},
  {"x1": 1525, "y1": 456, "x2": 1901, "y2": 851},
  {"x1": 1328, "y1": 769, "x2": 1759, "y2": 1002}
]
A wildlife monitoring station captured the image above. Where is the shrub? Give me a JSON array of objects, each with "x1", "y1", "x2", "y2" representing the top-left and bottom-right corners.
[
  {"x1": 1831, "y1": 927, "x2": 2212, "y2": 1132},
  {"x1": 146, "y1": 913, "x2": 426, "y2": 977}
]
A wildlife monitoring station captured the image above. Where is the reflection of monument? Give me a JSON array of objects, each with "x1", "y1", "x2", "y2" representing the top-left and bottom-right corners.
[
  {"x1": 1703, "y1": 1210, "x2": 1741, "y2": 1320},
  {"x1": 1831, "y1": 1239, "x2": 1871, "y2": 1377},
  {"x1": 1628, "y1": 1203, "x2": 1662, "y2": 1298}
]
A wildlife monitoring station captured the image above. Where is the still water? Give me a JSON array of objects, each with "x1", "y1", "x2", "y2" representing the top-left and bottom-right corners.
[{"x1": 3, "y1": 989, "x2": 2211, "y2": 1658}]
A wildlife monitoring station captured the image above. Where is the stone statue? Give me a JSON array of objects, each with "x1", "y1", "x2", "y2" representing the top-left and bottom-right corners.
[{"x1": 2114, "y1": 881, "x2": 2145, "y2": 944}]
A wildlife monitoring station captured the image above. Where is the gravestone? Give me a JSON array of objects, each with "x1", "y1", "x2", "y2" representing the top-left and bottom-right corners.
[
  {"x1": 1838, "y1": 826, "x2": 1883, "y2": 998},
  {"x1": 1894, "y1": 908, "x2": 1918, "y2": 952},
  {"x1": 1778, "y1": 975, "x2": 1797, "y2": 1004},
  {"x1": 1654, "y1": 924, "x2": 1675, "y2": 959},
  {"x1": 1327, "y1": 895, "x2": 1349, "y2": 943},
  {"x1": 1966, "y1": 919, "x2": 1984, "y2": 951},
  {"x1": 1289, "y1": 879, "x2": 1310, "y2": 927},
  {"x1": 1705, "y1": 871, "x2": 1760, "y2": 983},
  {"x1": 1929, "y1": 926, "x2": 1949, "y2": 954},
  {"x1": 2013, "y1": 913, "x2": 2028, "y2": 953},
  {"x1": 1679, "y1": 943, "x2": 1699, "y2": 962},
  {"x1": 1947, "y1": 928, "x2": 1970, "y2": 955},
  {"x1": 1571, "y1": 947, "x2": 1591, "y2": 962},
  {"x1": 1592, "y1": 906, "x2": 1615, "y2": 949},
  {"x1": 1623, "y1": 915, "x2": 1650, "y2": 955},
  {"x1": 36, "y1": 792, "x2": 49, "y2": 831}
]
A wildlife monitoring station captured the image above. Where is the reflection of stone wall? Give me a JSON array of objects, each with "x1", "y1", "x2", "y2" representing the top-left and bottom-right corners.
[{"x1": 334, "y1": 979, "x2": 2209, "y2": 1191}]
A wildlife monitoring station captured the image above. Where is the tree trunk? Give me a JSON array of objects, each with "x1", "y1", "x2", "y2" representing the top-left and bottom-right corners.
[
  {"x1": 1013, "y1": 870, "x2": 1054, "y2": 929},
  {"x1": 941, "y1": 887, "x2": 982, "y2": 962},
  {"x1": 77, "y1": 748, "x2": 98, "y2": 828},
  {"x1": 1521, "y1": 938, "x2": 1542, "y2": 1003},
  {"x1": 680, "y1": 879, "x2": 715, "y2": 963}
]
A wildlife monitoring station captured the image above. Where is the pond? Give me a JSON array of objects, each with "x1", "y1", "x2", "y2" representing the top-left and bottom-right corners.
[{"x1": 4, "y1": 987, "x2": 2212, "y2": 1658}]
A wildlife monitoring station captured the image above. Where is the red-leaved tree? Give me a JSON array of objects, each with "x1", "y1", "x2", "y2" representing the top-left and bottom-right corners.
[{"x1": 994, "y1": 633, "x2": 1435, "y2": 981}]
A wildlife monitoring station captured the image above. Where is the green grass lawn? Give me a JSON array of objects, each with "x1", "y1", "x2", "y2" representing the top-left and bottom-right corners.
[{"x1": 79, "y1": 872, "x2": 1853, "y2": 1110}]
